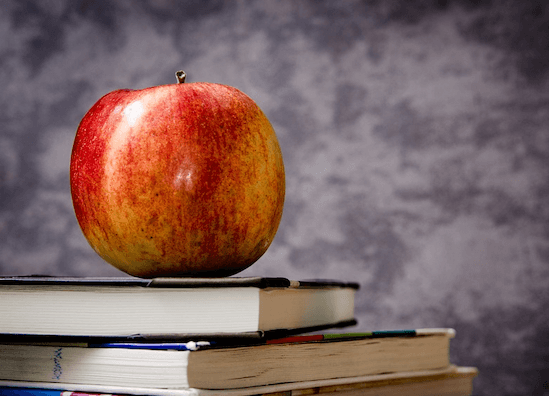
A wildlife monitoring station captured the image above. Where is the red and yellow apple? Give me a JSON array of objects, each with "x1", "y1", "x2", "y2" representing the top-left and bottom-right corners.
[{"x1": 70, "y1": 71, "x2": 285, "y2": 278}]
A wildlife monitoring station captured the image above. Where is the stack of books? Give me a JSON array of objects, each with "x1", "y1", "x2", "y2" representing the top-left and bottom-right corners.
[{"x1": 0, "y1": 276, "x2": 478, "y2": 396}]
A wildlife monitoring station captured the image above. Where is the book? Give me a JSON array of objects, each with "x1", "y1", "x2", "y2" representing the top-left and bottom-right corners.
[
  {"x1": 0, "y1": 276, "x2": 358, "y2": 340},
  {"x1": 0, "y1": 329, "x2": 455, "y2": 391},
  {"x1": 0, "y1": 366, "x2": 478, "y2": 396}
]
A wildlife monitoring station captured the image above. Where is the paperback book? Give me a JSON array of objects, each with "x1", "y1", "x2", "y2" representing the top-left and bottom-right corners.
[
  {"x1": 0, "y1": 329, "x2": 455, "y2": 391},
  {"x1": 0, "y1": 366, "x2": 478, "y2": 396}
]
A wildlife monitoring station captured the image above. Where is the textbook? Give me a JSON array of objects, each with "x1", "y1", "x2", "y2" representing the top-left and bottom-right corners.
[
  {"x1": 0, "y1": 276, "x2": 358, "y2": 340},
  {"x1": 0, "y1": 366, "x2": 478, "y2": 396},
  {"x1": 0, "y1": 329, "x2": 454, "y2": 391}
]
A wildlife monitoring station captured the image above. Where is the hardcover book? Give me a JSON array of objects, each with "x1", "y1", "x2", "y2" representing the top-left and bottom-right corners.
[
  {"x1": 0, "y1": 329, "x2": 454, "y2": 391},
  {"x1": 0, "y1": 276, "x2": 358, "y2": 341}
]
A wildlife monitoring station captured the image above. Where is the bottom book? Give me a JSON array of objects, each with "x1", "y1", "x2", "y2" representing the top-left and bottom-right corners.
[{"x1": 0, "y1": 366, "x2": 478, "y2": 396}]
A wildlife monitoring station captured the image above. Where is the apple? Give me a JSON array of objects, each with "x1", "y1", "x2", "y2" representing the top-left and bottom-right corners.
[{"x1": 70, "y1": 71, "x2": 285, "y2": 278}]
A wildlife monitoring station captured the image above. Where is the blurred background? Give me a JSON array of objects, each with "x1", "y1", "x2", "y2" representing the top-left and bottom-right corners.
[{"x1": 1, "y1": 1, "x2": 548, "y2": 394}]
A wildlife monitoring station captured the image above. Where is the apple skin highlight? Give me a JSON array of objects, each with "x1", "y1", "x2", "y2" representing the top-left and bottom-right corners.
[{"x1": 70, "y1": 78, "x2": 285, "y2": 278}]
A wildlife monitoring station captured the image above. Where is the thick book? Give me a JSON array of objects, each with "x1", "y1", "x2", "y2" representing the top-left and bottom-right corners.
[
  {"x1": 0, "y1": 329, "x2": 454, "y2": 391},
  {"x1": 0, "y1": 366, "x2": 478, "y2": 396},
  {"x1": 0, "y1": 276, "x2": 358, "y2": 340}
]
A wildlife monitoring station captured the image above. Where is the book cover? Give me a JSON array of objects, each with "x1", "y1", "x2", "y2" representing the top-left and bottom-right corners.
[{"x1": 0, "y1": 275, "x2": 359, "y2": 289}]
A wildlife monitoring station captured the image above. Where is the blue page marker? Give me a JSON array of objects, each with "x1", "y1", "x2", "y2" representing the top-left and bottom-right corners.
[{"x1": 89, "y1": 341, "x2": 213, "y2": 351}]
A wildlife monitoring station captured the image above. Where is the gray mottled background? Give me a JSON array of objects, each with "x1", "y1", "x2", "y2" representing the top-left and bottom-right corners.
[{"x1": 1, "y1": 1, "x2": 548, "y2": 395}]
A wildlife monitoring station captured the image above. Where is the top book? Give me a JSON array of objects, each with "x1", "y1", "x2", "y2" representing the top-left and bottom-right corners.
[{"x1": 0, "y1": 276, "x2": 359, "y2": 341}]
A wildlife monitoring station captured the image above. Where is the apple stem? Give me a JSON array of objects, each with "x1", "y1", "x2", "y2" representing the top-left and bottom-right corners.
[{"x1": 176, "y1": 70, "x2": 187, "y2": 84}]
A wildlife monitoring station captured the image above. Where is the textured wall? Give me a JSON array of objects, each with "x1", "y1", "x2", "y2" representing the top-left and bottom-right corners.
[{"x1": 1, "y1": 1, "x2": 548, "y2": 395}]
